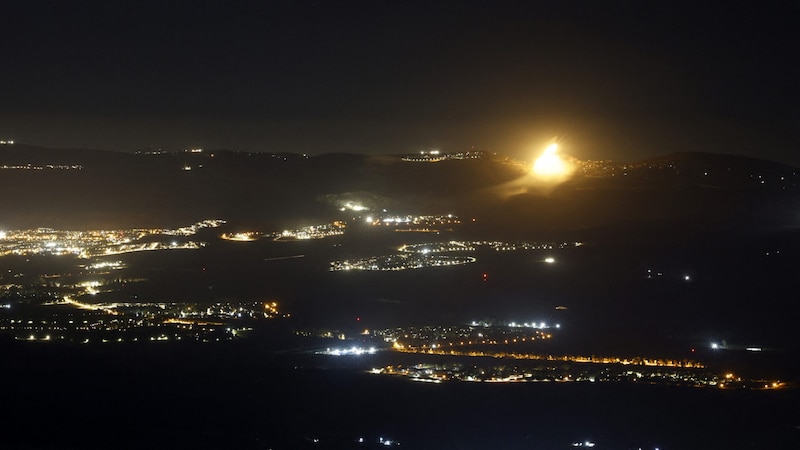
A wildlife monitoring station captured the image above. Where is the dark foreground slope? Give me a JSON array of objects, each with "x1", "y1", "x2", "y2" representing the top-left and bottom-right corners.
[{"x1": 1, "y1": 339, "x2": 799, "y2": 450}]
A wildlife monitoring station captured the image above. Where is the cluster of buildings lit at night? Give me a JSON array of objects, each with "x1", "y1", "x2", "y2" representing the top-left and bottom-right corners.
[
  {"x1": 275, "y1": 221, "x2": 346, "y2": 241},
  {"x1": 401, "y1": 150, "x2": 490, "y2": 162},
  {"x1": 391, "y1": 346, "x2": 705, "y2": 369},
  {"x1": 313, "y1": 321, "x2": 790, "y2": 391},
  {"x1": 368, "y1": 362, "x2": 778, "y2": 388},
  {"x1": 307, "y1": 322, "x2": 789, "y2": 390},
  {"x1": 330, "y1": 240, "x2": 582, "y2": 271},
  {"x1": 366, "y1": 345, "x2": 792, "y2": 391},
  {"x1": 330, "y1": 253, "x2": 476, "y2": 271},
  {"x1": 482, "y1": 241, "x2": 582, "y2": 251},
  {"x1": 0, "y1": 219, "x2": 224, "y2": 258},
  {"x1": 364, "y1": 214, "x2": 461, "y2": 232},
  {"x1": 222, "y1": 215, "x2": 464, "y2": 243},
  {"x1": 349, "y1": 323, "x2": 789, "y2": 390},
  {"x1": 398, "y1": 241, "x2": 474, "y2": 254},
  {"x1": 378, "y1": 323, "x2": 555, "y2": 350},
  {"x1": 0, "y1": 217, "x2": 297, "y2": 345},
  {"x1": 221, "y1": 221, "x2": 346, "y2": 242},
  {"x1": 0, "y1": 299, "x2": 287, "y2": 343},
  {"x1": 1, "y1": 163, "x2": 82, "y2": 170},
  {"x1": 374, "y1": 322, "x2": 703, "y2": 370},
  {"x1": 78, "y1": 260, "x2": 126, "y2": 271}
]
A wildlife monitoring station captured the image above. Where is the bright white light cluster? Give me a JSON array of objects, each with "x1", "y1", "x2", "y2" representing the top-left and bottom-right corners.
[{"x1": 317, "y1": 346, "x2": 378, "y2": 356}]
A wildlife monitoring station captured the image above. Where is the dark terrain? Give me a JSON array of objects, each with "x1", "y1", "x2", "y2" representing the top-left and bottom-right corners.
[{"x1": 2, "y1": 145, "x2": 800, "y2": 449}]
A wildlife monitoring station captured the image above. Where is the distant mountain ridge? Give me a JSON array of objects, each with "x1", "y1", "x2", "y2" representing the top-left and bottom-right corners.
[{"x1": 1, "y1": 144, "x2": 798, "y2": 234}]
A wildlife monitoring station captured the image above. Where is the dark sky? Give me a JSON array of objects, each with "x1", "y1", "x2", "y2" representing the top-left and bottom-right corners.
[{"x1": 1, "y1": 1, "x2": 797, "y2": 164}]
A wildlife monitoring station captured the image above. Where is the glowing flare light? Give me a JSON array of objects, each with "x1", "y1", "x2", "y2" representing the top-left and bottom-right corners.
[{"x1": 533, "y1": 143, "x2": 568, "y2": 177}]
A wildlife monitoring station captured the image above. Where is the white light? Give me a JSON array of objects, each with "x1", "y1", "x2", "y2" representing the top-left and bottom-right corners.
[
  {"x1": 711, "y1": 343, "x2": 719, "y2": 349},
  {"x1": 544, "y1": 257, "x2": 555, "y2": 263}
]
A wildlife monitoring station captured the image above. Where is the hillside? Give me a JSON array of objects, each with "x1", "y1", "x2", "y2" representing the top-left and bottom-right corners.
[{"x1": 1, "y1": 145, "x2": 798, "y2": 237}]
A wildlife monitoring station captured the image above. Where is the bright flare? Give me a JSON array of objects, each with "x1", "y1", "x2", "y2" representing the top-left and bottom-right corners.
[{"x1": 533, "y1": 143, "x2": 567, "y2": 177}]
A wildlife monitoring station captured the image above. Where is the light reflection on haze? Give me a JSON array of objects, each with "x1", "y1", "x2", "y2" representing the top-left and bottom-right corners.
[
  {"x1": 486, "y1": 141, "x2": 577, "y2": 199},
  {"x1": 532, "y1": 142, "x2": 574, "y2": 181}
]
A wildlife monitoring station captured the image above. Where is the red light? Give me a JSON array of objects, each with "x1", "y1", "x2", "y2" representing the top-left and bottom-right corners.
[{"x1": 356, "y1": 317, "x2": 361, "y2": 321}]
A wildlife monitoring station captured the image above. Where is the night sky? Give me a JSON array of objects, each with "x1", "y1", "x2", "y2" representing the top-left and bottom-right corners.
[{"x1": 1, "y1": 1, "x2": 797, "y2": 164}]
